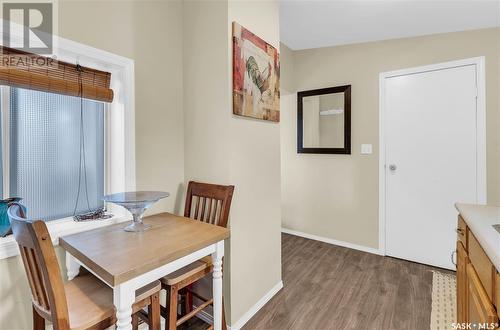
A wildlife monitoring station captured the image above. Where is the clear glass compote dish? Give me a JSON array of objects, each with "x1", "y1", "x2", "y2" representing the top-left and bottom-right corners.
[{"x1": 103, "y1": 191, "x2": 169, "y2": 232}]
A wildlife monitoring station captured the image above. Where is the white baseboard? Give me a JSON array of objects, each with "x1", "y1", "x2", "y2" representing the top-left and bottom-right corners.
[
  {"x1": 281, "y1": 227, "x2": 383, "y2": 256},
  {"x1": 228, "y1": 280, "x2": 283, "y2": 330}
]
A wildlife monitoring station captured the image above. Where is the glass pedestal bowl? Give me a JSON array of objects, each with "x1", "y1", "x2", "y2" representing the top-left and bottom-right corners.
[{"x1": 103, "y1": 191, "x2": 169, "y2": 232}]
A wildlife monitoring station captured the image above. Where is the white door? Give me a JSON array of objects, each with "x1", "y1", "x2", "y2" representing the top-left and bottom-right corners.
[{"x1": 384, "y1": 63, "x2": 481, "y2": 270}]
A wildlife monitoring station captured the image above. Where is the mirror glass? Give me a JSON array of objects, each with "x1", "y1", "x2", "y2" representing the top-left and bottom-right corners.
[{"x1": 302, "y1": 92, "x2": 345, "y2": 148}]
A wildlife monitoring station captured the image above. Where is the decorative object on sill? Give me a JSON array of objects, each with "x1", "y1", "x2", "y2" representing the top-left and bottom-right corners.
[
  {"x1": 0, "y1": 46, "x2": 114, "y2": 102},
  {"x1": 297, "y1": 85, "x2": 351, "y2": 154},
  {"x1": 232, "y1": 22, "x2": 280, "y2": 122},
  {"x1": 73, "y1": 208, "x2": 113, "y2": 222},
  {"x1": 72, "y1": 64, "x2": 109, "y2": 222},
  {"x1": 0, "y1": 197, "x2": 22, "y2": 237},
  {"x1": 103, "y1": 191, "x2": 169, "y2": 232}
]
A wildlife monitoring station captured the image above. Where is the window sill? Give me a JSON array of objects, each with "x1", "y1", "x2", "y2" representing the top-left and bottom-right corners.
[{"x1": 0, "y1": 214, "x2": 131, "y2": 260}]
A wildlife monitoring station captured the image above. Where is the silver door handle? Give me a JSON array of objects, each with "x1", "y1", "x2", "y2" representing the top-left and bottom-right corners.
[{"x1": 389, "y1": 164, "x2": 397, "y2": 171}]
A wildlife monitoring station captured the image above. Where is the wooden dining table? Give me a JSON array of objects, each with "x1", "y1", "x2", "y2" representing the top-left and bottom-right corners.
[{"x1": 59, "y1": 212, "x2": 230, "y2": 330}]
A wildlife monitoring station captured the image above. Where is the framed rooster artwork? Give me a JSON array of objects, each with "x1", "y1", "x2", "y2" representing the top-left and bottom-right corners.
[{"x1": 232, "y1": 22, "x2": 280, "y2": 122}]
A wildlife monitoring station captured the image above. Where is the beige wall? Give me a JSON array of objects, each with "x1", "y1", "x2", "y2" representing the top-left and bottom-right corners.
[
  {"x1": 319, "y1": 93, "x2": 344, "y2": 148},
  {"x1": 0, "y1": 1, "x2": 185, "y2": 329},
  {"x1": 0, "y1": 1, "x2": 281, "y2": 328},
  {"x1": 281, "y1": 28, "x2": 500, "y2": 249},
  {"x1": 280, "y1": 43, "x2": 294, "y2": 94},
  {"x1": 0, "y1": 246, "x2": 68, "y2": 329},
  {"x1": 302, "y1": 96, "x2": 320, "y2": 147},
  {"x1": 58, "y1": 0, "x2": 186, "y2": 215},
  {"x1": 182, "y1": 0, "x2": 232, "y2": 321},
  {"x1": 0, "y1": 251, "x2": 34, "y2": 330},
  {"x1": 183, "y1": 0, "x2": 281, "y2": 325},
  {"x1": 227, "y1": 0, "x2": 281, "y2": 325}
]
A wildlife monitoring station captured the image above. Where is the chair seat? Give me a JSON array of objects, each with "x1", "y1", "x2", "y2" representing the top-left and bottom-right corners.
[
  {"x1": 160, "y1": 256, "x2": 212, "y2": 286},
  {"x1": 65, "y1": 274, "x2": 161, "y2": 330}
]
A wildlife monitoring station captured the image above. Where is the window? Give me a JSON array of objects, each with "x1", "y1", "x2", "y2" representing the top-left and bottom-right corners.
[
  {"x1": 0, "y1": 42, "x2": 134, "y2": 260},
  {"x1": 2, "y1": 87, "x2": 105, "y2": 221}
]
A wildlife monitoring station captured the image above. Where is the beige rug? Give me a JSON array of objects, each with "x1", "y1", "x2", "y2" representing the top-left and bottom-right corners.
[{"x1": 430, "y1": 271, "x2": 457, "y2": 330}]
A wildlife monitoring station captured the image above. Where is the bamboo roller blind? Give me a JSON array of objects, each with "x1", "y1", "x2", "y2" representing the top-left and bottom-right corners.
[{"x1": 0, "y1": 46, "x2": 114, "y2": 102}]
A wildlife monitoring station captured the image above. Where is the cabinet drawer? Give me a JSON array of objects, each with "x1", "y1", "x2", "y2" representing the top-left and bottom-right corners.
[
  {"x1": 467, "y1": 263, "x2": 498, "y2": 326},
  {"x1": 457, "y1": 215, "x2": 467, "y2": 249},
  {"x1": 469, "y1": 231, "x2": 495, "y2": 301}
]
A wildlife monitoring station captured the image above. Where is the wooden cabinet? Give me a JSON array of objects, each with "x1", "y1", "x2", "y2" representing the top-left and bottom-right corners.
[
  {"x1": 467, "y1": 263, "x2": 498, "y2": 326},
  {"x1": 456, "y1": 216, "x2": 499, "y2": 328},
  {"x1": 457, "y1": 216, "x2": 467, "y2": 248},
  {"x1": 469, "y1": 232, "x2": 495, "y2": 301},
  {"x1": 457, "y1": 241, "x2": 468, "y2": 323},
  {"x1": 496, "y1": 272, "x2": 500, "y2": 318}
]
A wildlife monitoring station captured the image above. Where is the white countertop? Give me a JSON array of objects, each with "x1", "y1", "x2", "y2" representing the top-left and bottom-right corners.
[{"x1": 455, "y1": 203, "x2": 500, "y2": 272}]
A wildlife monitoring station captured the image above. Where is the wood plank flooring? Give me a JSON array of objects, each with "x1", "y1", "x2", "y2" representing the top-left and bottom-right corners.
[{"x1": 243, "y1": 233, "x2": 454, "y2": 330}]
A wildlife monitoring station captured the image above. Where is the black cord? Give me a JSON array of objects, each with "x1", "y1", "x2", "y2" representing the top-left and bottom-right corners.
[{"x1": 73, "y1": 64, "x2": 91, "y2": 217}]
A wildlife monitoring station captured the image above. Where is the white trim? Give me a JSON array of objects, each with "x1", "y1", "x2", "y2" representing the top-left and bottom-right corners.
[
  {"x1": 1, "y1": 86, "x2": 9, "y2": 197},
  {"x1": 0, "y1": 19, "x2": 136, "y2": 259},
  {"x1": 378, "y1": 56, "x2": 487, "y2": 256},
  {"x1": 378, "y1": 70, "x2": 387, "y2": 256},
  {"x1": 228, "y1": 281, "x2": 283, "y2": 330},
  {"x1": 281, "y1": 228, "x2": 383, "y2": 256},
  {"x1": 475, "y1": 57, "x2": 487, "y2": 205}
]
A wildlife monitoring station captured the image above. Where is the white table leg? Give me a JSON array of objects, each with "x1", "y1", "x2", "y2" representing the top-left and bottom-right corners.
[
  {"x1": 212, "y1": 240, "x2": 224, "y2": 330},
  {"x1": 65, "y1": 252, "x2": 81, "y2": 281},
  {"x1": 114, "y1": 283, "x2": 135, "y2": 330}
]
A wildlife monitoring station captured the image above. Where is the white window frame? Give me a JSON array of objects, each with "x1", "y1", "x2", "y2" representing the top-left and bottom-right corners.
[{"x1": 0, "y1": 20, "x2": 136, "y2": 259}]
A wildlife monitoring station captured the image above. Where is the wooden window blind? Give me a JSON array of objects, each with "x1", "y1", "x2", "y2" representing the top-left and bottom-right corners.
[{"x1": 0, "y1": 46, "x2": 114, "y2": 102}]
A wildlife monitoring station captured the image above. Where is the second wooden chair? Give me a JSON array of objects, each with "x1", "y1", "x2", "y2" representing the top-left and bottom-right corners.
[{"x1": 160, "y1": 181, "x2": 234, "y2": 330}]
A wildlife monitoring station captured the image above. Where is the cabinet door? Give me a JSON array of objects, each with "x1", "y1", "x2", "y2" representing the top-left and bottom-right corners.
[
  {"x1": 496, "y1": 272, "x2": 500, "y2": 319},
  {"x1": 466, "y1": 263, "x2": 498, "y2": 327},
  {"x1": 457, "y1": 241, "x2": 468, "y2": 323}
]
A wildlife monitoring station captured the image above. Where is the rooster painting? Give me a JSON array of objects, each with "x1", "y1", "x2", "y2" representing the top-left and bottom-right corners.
[
  {"x1": 246, "y1": 55, "x2": 272, "y2": 100},
  {"x1": 232, "y1": 22, "x2": 280, "y2": 122}
]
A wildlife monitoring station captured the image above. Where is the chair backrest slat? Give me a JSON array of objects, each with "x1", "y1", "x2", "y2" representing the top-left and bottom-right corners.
[
  {"x1": 194, "y1": 196, "x2": 200, "y2": 219},
  {"x1": 184, "y1": 181, "x2": 234, "y2": 228},
  {"x1": 206, "y1": 198, "x2": 213, "y2": 224},
  {"x1": 200, "y1": 197, "x2": 207, "y2": 220},
  {"x1": 26, "y1": 247, "x2": 50, "y2": 309},
  {"x1": 20, "y1": 246, "x2": 38, "y2": 302},
  {"x1": 214, "y1": 199, "x2": 220, "y2": 224},
  {"x1": 8, "y1": 203, "x2": 70, "y2": 330}
]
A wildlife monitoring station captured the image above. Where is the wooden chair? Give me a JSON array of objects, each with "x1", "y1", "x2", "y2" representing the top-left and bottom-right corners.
[
  {"x1": 159, "y1": 181, "x2": 234, "y2": 330},
  {"x1": 8, "y1": 202, "x2": 161, "y2": 330}
]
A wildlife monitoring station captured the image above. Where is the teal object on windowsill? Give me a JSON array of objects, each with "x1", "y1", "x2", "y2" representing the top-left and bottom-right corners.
[{"x1": 0, "y1": 198, "x2": 22, "y2": 237}]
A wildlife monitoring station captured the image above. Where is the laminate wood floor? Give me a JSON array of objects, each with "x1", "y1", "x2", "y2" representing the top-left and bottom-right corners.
[{"x1": 243, "y1": 233, "x2": 454, "y2": 330}]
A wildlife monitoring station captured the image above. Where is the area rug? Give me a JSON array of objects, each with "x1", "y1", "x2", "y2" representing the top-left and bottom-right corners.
[{"x1": 430, "y1": 271, "x2": 457, "y2": 330}]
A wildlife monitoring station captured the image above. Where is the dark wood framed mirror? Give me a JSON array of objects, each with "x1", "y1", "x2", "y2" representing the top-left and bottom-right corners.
[{"x1": 297, "y1": 85, "x2": 351, "y2": 154}]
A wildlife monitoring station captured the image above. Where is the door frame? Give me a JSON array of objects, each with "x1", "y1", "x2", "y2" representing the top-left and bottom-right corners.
[{"x1": 378, "y1": 57, "x2": 487, "y2": 255}]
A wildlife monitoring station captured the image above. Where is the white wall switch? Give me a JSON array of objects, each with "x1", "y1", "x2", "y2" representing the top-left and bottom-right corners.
[{"x1": 361, "y1": 144, "x2": 373, "y2": 154}]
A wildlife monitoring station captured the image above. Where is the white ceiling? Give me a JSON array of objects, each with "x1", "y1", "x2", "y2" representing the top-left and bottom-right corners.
[{"x1": 280, "y1": 0, "x2": 500, "y2": 50}]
